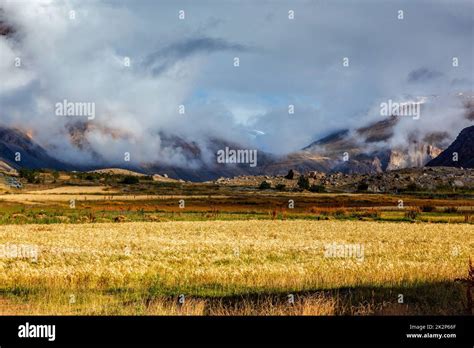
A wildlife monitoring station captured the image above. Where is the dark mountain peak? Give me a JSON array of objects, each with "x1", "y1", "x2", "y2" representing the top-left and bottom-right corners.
[
  {"x1": 426, "y1": 125, "x2": 474, "y2": 168},
  {"x1": 0, "y1": 125, "x2": 71, "y2": 170},
  {"x1": 0, "y1": 126, "x2": 37, "y2": 153}
]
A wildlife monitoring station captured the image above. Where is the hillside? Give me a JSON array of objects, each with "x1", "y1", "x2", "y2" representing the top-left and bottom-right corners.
[
  {"x1": 426, "y1": 125, "x2": 474, "y2": 168},
  {"x1": 0, "y1": 127, "x2": 72, "y2": 171}
]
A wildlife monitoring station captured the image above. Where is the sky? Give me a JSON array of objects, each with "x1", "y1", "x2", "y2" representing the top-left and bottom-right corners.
[{"x1": 0, "y1": 0, "x2": 473, "y2": 167}]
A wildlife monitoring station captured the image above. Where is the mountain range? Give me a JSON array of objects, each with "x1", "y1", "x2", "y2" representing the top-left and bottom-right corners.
[{"x1": 0, "y1": 115, "x2": 472, "y2": 181}]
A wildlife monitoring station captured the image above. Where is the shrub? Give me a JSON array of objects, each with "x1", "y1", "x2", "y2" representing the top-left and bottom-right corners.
[
  {"x1": 18, "y1": 168, "x2": 38, "y2": 183},
  {"x1": 275, "y1": 183, "x2": 286, "y2": 191},
  {"x1": 297, "y1": 176, "x2": 310, "y2": 190},
  {"x1": 404, "y1": 208, "x2": 421, "y2": 220},
  {"x1": 120, "y1": 176, "x2": 139, "y2": 185},
  {"x1": 309, "y1": 184, "x2": 325, "y2": 193},
  {"x1": 421, "y1": 205, "x2": 435, "y2": 213},
  {"x1": 351, "y1": 210, "x2": 380, "y2": 219},
  {"x1": 406, "y1": 183, "x2": 418, "y2": 191},
  {"x1": 444, "y1": 207, "x2": 458, "y2": 214},
  {"x1": 357, "y1": 182, "x2": 369, "y2": 191},
  {"x1": 259, "y1": 181, "x2": 271, "y2": 190},
  {"x1": 334, "y1": 208, "x2": 348, "y2": 217}
]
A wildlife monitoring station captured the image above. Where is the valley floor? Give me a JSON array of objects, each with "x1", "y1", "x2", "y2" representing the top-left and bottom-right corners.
[{"x1": 0, "y1": 220, "x2": 472, "y2": 315}]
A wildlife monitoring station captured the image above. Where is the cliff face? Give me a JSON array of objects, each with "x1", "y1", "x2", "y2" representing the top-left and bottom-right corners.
[
  {"x1": 426, "y1": 126, "x2": 474, "y2": 168},
  {"x1": 387, "y1": 144, "x2": 443, "y2": 170},
  {"x1": 300, "y1": 116, "x2": 447, "y2": 174}
]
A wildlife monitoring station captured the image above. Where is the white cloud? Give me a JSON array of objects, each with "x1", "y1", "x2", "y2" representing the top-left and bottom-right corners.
[{"x1": 0, "y1": 0, "x2": 472, "y2": 167}]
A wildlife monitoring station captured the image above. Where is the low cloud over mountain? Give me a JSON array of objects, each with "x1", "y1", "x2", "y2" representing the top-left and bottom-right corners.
[{"x1": 0, "y1": 1, "x2": 472, "y2": 178}]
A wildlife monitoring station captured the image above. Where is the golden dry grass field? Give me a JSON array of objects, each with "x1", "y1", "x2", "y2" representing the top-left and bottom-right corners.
[{"x1": 0, "y1": 220, "x2": 472, "y2": 315}]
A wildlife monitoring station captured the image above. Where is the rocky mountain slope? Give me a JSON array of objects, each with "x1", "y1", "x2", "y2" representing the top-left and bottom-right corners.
[
  {"x1": 426, "y1": 125, "x2": 474, "y2": 168},
  {"x1": 284, "y1": 116, "x2": 446, "y2": 175},
  {"x1": 0, "y1": 127, "x2": 72, "y2": 171},
  {"x1": 0, "y1": 120, "x2": 470, "y2": 180}
]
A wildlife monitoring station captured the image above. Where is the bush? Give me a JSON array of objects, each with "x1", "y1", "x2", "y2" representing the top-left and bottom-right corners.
[
  {"x1": 357, "y1": 182, "x2": 369, "y2": 191},
  {"x1": 404, "y1": 208, "x2": 420, "y2": 220},
  {"x1": 406, "y1": 183, "x2": 418, "y2": 191},
  {"x1": 275, "y1": 183, "x2": 286, "y2": 191},
  {"x1": 297, "y1": 176, "x2": 310, "y2": 190},
  {"x1": 309, "y1": 184, "x2": 325, "y2": 193},
  {"x1": 120, "y1": 176, "x2": 139, "y2": 185},
  {"x1": 285, "y1": 169, "x2": 295, "y2": 180},
  {"x1": 421, "y1": 205, "x2": 435, "y2": 212},
  {"x1": 443, "y1": 207, "x2": 458, "y2": 214},
  {"x1": 334, "y1": 208, "x2": 348, "y2": 217},
  {"x1": 18, "y1": 168, "x2": 38, "y2": 183},
  {"x1": 259, "y1": 181, "x2": 271, "y2": 190}
]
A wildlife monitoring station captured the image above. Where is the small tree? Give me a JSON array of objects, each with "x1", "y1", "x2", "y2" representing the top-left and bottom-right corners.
[
  {"x1": 52, "y1": 170, "x2": 60, "y2": 183},
  {"x1": 285, "y1": 169, "x2": 295, "y2": 180},
  {"x1": 259, "y1": 181, "x2": 271, "y2": 190},
  {"x1": 297, "y1": 175, "x2": 310, "y2": 190}
]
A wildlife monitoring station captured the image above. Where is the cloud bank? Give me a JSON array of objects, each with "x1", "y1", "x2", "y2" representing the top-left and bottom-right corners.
[{"x1": 0, "y1": 0, "x2": 472, "y2": 167}]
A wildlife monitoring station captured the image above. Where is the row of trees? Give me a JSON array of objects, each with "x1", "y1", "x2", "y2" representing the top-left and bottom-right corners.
[
  {"x1": 17, "y1": 169, "x2": 146, "y2": 185},
  {"x1": 18, "y1": 168, "x2": 59, "y2": 184}
]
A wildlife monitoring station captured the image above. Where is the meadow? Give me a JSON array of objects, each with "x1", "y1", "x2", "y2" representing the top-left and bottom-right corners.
[
  {"x1": 0, "y1": 171, "x2": 472, "y2": 315},
  {"x1": 0, "y1": 220, "x2": 472, "y2": 315}
]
